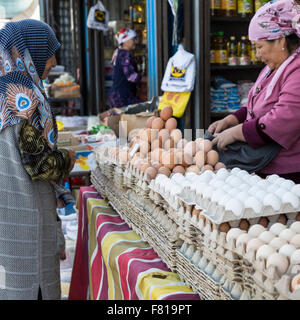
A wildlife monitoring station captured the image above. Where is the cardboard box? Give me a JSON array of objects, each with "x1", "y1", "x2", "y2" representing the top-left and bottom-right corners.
[
  {"x1": 57, "y1": 131, "x2": 80, "y2": 147},
  {"x1": 119, "y1": 112, "x2": 155, "y2": 138}
]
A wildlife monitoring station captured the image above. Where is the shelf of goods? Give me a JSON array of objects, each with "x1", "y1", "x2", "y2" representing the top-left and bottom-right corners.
[{"x1": 91, "y1": 145, "x2": 300, "y2": 300}]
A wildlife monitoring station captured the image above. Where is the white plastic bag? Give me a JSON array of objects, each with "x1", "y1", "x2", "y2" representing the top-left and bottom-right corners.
[
  {"x1": 161, "y1": 44, "x2": 196, "y2": 93},
  {"x1": 87, "y1": 1, "x2": 109, "y2": 32}
]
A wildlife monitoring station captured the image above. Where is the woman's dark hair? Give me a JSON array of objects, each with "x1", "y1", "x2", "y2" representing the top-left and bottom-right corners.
[{"x1": 268, "y1": 33, "x2": 300, "y2": 55}]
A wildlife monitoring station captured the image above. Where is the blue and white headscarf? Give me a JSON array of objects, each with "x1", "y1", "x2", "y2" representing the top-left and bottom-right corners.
[{"x1": 0, "y1": 19, "x2": 61, "y2": 149}]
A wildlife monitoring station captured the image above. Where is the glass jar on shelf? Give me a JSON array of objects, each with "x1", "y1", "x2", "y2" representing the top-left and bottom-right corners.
[
  {"x1": 221, "y1": 0, "x2": 237, "y2": 17},
  {"x1": 227, "y1": 36, "x2": 239, "y2": 66},
  {"x1": 238, "y1": 35, "x2": 251, "y2": 65},
  {"x1": 214, "y1": 31, "x2": 229, "y2": 65}
]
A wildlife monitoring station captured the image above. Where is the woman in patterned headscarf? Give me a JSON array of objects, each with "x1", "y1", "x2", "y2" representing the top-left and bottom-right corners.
[{"x1": 0, "y1": 19, "x2": 76, "y2": 300}]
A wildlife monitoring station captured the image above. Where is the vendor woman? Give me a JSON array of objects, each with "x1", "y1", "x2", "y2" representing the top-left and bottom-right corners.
[
  {"x1": 208, "y1": 0, "x2": 300, "y2": 184},
  {"x1": 108, "y1": 28, "x2": 142, "y2": 108}
]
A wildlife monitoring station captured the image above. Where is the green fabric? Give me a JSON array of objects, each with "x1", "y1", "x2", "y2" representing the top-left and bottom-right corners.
[{"x1": 18, "y1": 121, "x2": 70, "y2": 181}]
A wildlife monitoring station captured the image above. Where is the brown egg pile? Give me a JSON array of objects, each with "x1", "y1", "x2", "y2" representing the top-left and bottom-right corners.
[{"x1": 116, "y1": 106, "x2": 227, "y2": 180}]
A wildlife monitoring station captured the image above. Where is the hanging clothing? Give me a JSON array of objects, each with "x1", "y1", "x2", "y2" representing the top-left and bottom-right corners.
[
  {"x1": 0, "y1": 19, "x2": 70, "y2": 300},
  {"x1": 108, "y1": 49, "x2": 142, "y2": 108}
]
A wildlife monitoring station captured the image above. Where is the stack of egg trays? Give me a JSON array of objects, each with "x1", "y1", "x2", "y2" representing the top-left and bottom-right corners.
[
  {"x1": 113, "y1": 163, "x2": 126, "y2": 187},
  {"x1": 275, "y1": 265, "x2": 300, "y2": 300},
  {"x1": 135, "y1": 173, "x2": 152, "y2": 200},
  {"x1": 91, "y1": 166, "x2": 108, "y2": 199}
]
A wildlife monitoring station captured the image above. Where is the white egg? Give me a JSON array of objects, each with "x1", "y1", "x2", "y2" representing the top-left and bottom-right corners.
[
  {"x1": 290, "y1": 249, "x2": 300, "y2": 265},
  {"x1": 256, "y1": 244, "x2": 276, "y2": 260},
  {"x1": 281, "y1": 180, "x2": 296, "y2": 190},
  {"x1": 259, "y1": 231, "x2": 276, "y2": 244},
  {"x1": 236, "y1": 233, "x2": 253, "y2": 247},
  {"x1": 235, "y1": 191, "x2": 249, "y2": 203},
  {"x1": 222, "y1": 184, "x2": 232, "y2": 193},
  {"x1": 225, "y1": 198, "x2": 244, "y2": 217},
  {"x1": 238, "y1": 183, "x2": 250, "y2": 192},
  {"x1": 256, "y1": 190, "x2": 268, "y2": 202},
  {"x1": 226, "y1": 228, "x2": 246, "y2": 242},
  {"x1": 266, "y1": 253, "x2": 289, "y2": 275},
  {"x1": 216, "y1": 168, "x2": 230, "y2": 180},
  {"x1": 290, "y1": 234, "x2": 300, "y2": 249},
  {"x1": 269, "y1": 237, "x2": 287, "y2": 250},
  {"x1": 275, "y1": 187, "x2": 290, "y2": 198},
  {"x1": 291, "y1": 184, "x2": 300, "y2": 197},
  {"x1": 267, "y1": 184, "x2": 279, "y2": 193},
  {"x1": 248, "y1": 224, "x2": 266, "y2": 238},
  {"x1": 225, "y1": 175, "x2": 234, "y2": 184},
  {"x1": 209, "y1": 179, "x2": 225, "y2": 189},
  {"x1": 279, "y1": 244, "x2": 297, "y2": 258},
  {"x1": 249, "y1": 175, "x2": 262, "y2": 186},
  {"x1": 275, "y1": 177, "x2": 287, "y2": 186},
  {"x1": 227, "y1": 187, "x2": 240, "y2": 197},
  {"x1": 185, "y1": 172, "x2": 197, "y2": 181},
  {"x1": 203, "y1": 186, "x2": 216, "y2": 200},
  {"x1": 231, "y1": 167, "x2": 241, "y2": 175},
  {"x1": 281, "y1": 192, "x2": 300, "y2": 209},
  {"x1": 290, "y1": 221, "x2": 300, "y2": 234},
  {"x1": 229, "y1": 177, "x2": 242, "y2": 188},
  {"x1": 246, "y1": 238, "x2": 265, "y2": 253},
  {"x1": 279, "y1": 228, "x2": 296, "y2": 242},
  {"x1": 263, "y1": 194, "x2": 282, "y2": 211},
  {"x1": 236, "y1": 170, "x2": 249, "y2": 178},
  {"x1": 257, "y1": 180, "x2": 271, "y2": 190},
  {"x1": 198, "y1": 172, "x2": 214, "y2": 183},
  {"x1": 269, "y1": 223, "x2": 287, "y2": 236},
  {"x1": 244, "y1": 197, "x2": 263, "y2": 214},
  {"x1": 211, "y1": 189, "x2": 227, "y2": 204},
  {"x1": 171, "y1": 173, "x2": 185, "y2": 183},
  {"x1": 248, "y1": 186, "x2": 262, "y2": 197},
  {"x1": 218, "y1": 194, "x2": 232, "y2": 207},
  {"x1": 266, "y1": 174, "x2": 280, "y2": 184}
]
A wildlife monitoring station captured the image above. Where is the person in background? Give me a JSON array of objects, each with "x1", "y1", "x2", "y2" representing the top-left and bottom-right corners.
[
  {"x1": 0, "y1": 19, "x2": 76, "y2": 300},
  {"x1": 208, "y1": 0, "x2": 300, "y2": 183},
  {"x1": 108, "y1": 28, "x2": 142, "y2": 108}
]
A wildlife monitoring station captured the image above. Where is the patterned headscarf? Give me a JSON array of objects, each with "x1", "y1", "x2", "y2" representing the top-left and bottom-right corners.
[{"x1": 0, "y1": 19, "x2": 61, "y2": 150}]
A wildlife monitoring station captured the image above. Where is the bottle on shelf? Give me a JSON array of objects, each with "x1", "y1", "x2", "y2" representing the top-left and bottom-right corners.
[
  {"x1": 130, "y1": 0, "x2": 144, "y2": 24},
  {"x1": 214, "y1": 31, "x2": 229, "y2": 65},
  {"x1": 237, "y1": 0, "x2": 254, "y2": 18},
  {"x1": 254, "y1": 0, "x2": 269, "y2": 12},
  {"x1": 238, "y1": 35, "x2": 251, "y2": 65},
  {"x1": 250, "y1": 42, "x2": 260, "y2": 64},
  {"x1": 210, "y1": 33, "x2": 217, "y2": 64},
  {"x1": 211, "y1": 0, "x2": 222, "y2": 16},
  {"x1": 221, "y1": 0, "x2": 237, "y2": 17},
  {"x1": 227, "y1": 36, "x2": 239, "y2": 66}
]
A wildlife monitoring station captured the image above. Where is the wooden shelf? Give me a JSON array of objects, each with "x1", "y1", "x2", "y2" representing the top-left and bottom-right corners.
[
  {"x1": 211, "y1": 16, "x2": 253, "y2": 23},
  {"x1": 211, "y1": 64, "x2": 264, "y2": 71}
]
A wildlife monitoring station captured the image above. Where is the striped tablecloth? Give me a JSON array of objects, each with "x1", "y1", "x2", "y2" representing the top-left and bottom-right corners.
[{"x1": 68, "y1": 186, "x2": 200, "y2": 300}]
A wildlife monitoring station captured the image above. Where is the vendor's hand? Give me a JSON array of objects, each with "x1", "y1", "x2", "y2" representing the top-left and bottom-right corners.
[
  {"x1": 68, "y1": 149, "x2": 76, "y2": 171},
  {"x1": 212, "y1": 124, "x2": 245, "y2": 152},
  {"x1": 208, "y1": 115, "x2": 240, "y2": 135}
]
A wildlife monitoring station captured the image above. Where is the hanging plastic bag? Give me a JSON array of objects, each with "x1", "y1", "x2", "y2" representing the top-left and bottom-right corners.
[
  {"x1": 161, "y1": 44, "x2": 196, "y2": 93},
  {"x1": 87, "y1": 1, "x2": 109, "y2": 32}
]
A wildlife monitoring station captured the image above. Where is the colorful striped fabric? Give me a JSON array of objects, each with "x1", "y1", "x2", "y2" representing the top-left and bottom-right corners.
[{"x1": 69, "y1": 186, "x2": 200, "y2": 300}]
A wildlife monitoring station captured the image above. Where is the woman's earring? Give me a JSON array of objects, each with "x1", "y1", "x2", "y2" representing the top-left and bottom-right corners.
[{"x1": 282, "y1": 47, "x2": 285, "y2": 51}]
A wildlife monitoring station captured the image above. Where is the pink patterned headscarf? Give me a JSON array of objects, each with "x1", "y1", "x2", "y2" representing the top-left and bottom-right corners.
[
  {"x1": 249, "y1": 0, "x2": 300, "y2": 41},
  {"x1": 249, "y1": 0, "x2": 300, "y2": 100}
]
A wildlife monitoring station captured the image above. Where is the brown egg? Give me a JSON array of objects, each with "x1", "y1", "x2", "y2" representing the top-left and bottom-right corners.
[
  {"x1": 186, "y1": 165, "x2": 200, "y2": 174},
  {"x1": 219, "y1": 222, "x2": 231, "y2": 233},
  {"x1": 164, "y1": 138, "x2": 175, "y2": 151},
  {"x1": 239, "y1": 219, "x2": 250, "y2": 231},
  {"x1": 201, "y1": 164, "x2": 214, "y2": 172},
  {"x1": 194, "y1": 151, "x2": 207, "y2": 168},
  {"x1": 291, "y1": 273, "x2": 300, "y2": 292},
  {"x1": 152, "y1": 162, "x2": 163, "y2": 171},
  {"x1": 195, "y1": 137, "x2": 204, "y2": 144},
  {"x1": 161, "y1": 151, "x2": 176, "y2": 169},
  {"x1": 140, "y1": 163, "x2": 151, "y2": 172},
  {"x1": 258, "y1": 217, "x2": 269, "y2": 228},
  {"x1": 215, "y1": 162, "x2": 227, "y2": 170},
  {"x1": 145, "y1": 166, "x2": 158, "y2": 180},
  {"x1": 277, "y1": 214, "x2": 287, "y2": 225},
  {"x1": 297, "y1": 212, "x2": 300, "y2": 221},
  {"x1": 152, "y1": 117, "x2": 165, "y2": 130},
  {"x1": 160, "y1": 106, "x2": 173, "y2": 121},
  {"x1": 165, "y1": 117, "x2": 177, "y2": 131},
  {"x1": 152, "y1": 148, "x2": 163, "y2": 163},
  {"x1": 199, "y1": 139, "x2": 213, "y2": 153},
  {"x1": 170, "y1": 129, "x2": 182, "y2": 144},
  {"x1": 184, "y1": 141, "x2": 198, "y2": 157},
  {"x1": 177, "y1": 138, "x2": 188, "y2": 149},
  {"x1": 158, "y1": 128, "x2": 170, "y2": 145},
  {"x1": 176, "y1": 150, "x2": 193, "y2": 167},
  {"x1": 158, "y1": 166, "x2": 171, "y2": 177},
  {"x1": 146, "y1": 116, "x2": 156, "y2": 128},
  {"x1": 206, "y1": 150, "x2": 219, "y2": 167},
  {"x1": 172, "y1": 165, "x2": 186, "y2": 175}
]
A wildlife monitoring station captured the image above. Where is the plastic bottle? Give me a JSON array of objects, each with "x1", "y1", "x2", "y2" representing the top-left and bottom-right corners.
[
  {"x1": 238, "y1": 36, "x2": 251, "y2": 65},
  {"x1": 250, "y1": 43, "x2": 260, "y2": 64},
  {"x1": 210, "y1": 33, "x2": 217, "y2": 64},
  {"x1": 211, "y1": 0, "x2": 222, "y2": 16},
  {"x1": 254, "y1": 0, "x2": 269, "y2": 12},
  {"x1": 227, "y1": 36, "x2": 239, "y2": 66},
  {"x1": 221, "y1": 0, "x2": 237, "y2": 17},
  {"x1": 215, "y1": 31, "x2": 228, "y2": 65},
  {"x1": 237, "y1": 0, "x2": 254, "y2": 18}
]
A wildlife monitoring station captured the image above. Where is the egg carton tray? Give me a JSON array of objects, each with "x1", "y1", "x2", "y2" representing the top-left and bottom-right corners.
[
  {"x1": 275, "y1": 266, "x2": 300, "y2": 300},
  {"x1": 192, "y1": 195, "x2": 300, "y2": 225},
  {"x1": 91, "y1": 167, "x2": 110, "y2": 198}
]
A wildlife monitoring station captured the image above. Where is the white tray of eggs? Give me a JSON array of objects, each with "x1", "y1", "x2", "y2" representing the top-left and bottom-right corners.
[{"x1": 182, "y1": 167, "x2": 300, "y2": 225}]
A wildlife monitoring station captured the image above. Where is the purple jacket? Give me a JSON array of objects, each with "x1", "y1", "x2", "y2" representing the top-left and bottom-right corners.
[{"x1": 233, "y1": 54, "x2": 300, "y2": 175}]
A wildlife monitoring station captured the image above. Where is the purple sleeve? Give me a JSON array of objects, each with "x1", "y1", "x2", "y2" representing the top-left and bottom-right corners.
[
  {"x1": 232, "y1": 106, "x2": 247, "y2": 123},
  {"x1": 242, "y1": 118, "x2": 274, "y2": 149},
  {"x1": 121, "y1": 52, "x2": 141, "y2": 84}
]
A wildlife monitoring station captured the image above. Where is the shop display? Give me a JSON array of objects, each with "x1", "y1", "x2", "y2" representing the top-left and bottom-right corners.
[
  {"x1": 238, "y1": 35, "x2": 251, "y2": 65},
  {"x1": 237, "y1": 0, "x2": 254, "y2": 18},
  {"x1": 211, "y1": 0, "x2": 222, "y2": 16},
  {"x1": 221, "y1": 0, "x2": 237, "y2": 17}
]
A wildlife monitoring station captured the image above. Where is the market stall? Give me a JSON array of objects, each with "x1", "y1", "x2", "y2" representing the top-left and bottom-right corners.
[{"x1": 85, "y1": 106, "x2": 300, "y2": 300}]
